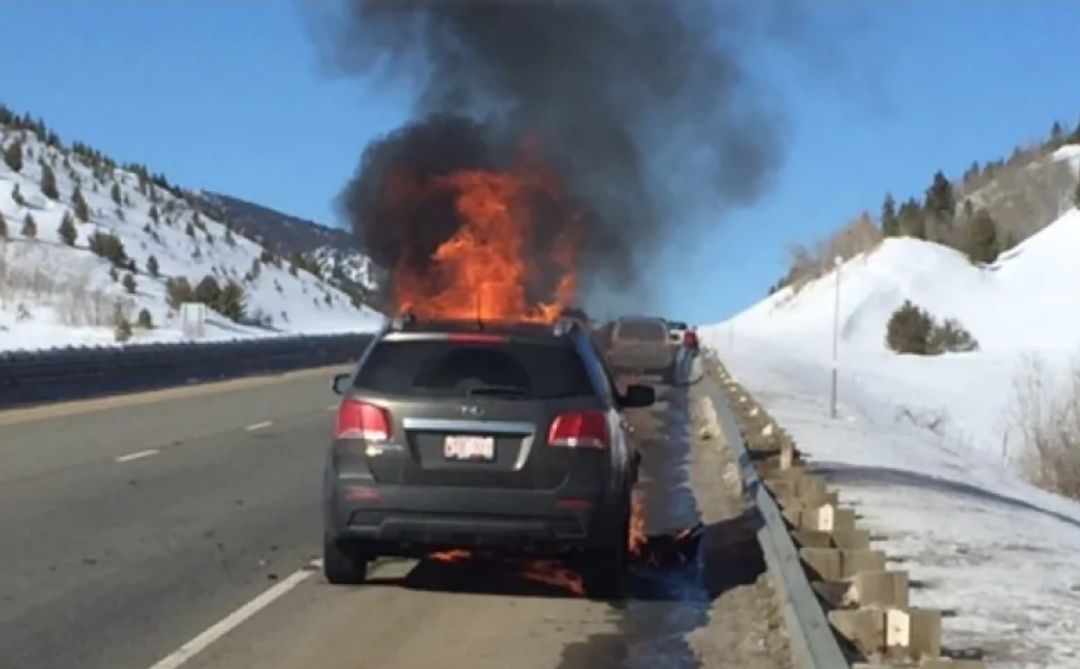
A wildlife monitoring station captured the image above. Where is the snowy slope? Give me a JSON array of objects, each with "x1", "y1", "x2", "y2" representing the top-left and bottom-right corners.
[
  {"x1": 0, "y1": 128, "x2": 383, "y2": 351},
  {"x1": 720, "y1": 208, "x2": 1080, "y2": 464},
  {"x1": 310, "y1": 245, "x2": 380, "y2": 292},
  {"x1": 703, "y1": 208, "x2": 1080, "y2": 666}
]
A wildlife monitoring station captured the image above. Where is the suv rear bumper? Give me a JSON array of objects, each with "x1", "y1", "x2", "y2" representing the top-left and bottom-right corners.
[{"x1": 326, "y1": 480, "x2": 620, "y2": 556}]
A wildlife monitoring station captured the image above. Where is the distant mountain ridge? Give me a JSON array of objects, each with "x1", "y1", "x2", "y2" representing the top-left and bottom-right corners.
[{"x1": 190, "y1": 191, "x2": 385, "y2": 302}]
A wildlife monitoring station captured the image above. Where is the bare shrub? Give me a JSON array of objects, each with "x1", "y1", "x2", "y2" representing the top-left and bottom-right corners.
[
  {"x1": 1012, "y1": 354, "x2": 1080, "y2": 500},
  {"x1": 783, "y1": 212, "x2": 882, "y2": 292}
]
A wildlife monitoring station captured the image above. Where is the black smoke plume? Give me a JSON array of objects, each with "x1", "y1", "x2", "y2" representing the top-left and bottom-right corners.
[{"x1": 326, "y1": 0, "x2": 786, "y2": 309}]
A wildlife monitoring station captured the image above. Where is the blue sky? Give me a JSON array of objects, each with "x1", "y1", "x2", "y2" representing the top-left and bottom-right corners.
[{"x1": 2, "y1": 1, "x2": 1079, "y2": 324}]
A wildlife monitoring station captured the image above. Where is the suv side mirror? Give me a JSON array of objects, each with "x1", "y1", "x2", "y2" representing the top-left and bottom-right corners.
[
  {"x1": 621, "y1": 384, "x2": 655, "y2": 409},
  {"x1": 331, "y1": 372, "x2": 352, "y2": 396}
]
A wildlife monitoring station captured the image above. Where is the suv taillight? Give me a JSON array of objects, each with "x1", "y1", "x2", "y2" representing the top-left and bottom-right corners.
[
  {"x1": 684, "y1": 331, "x2": 698, "y2": 349},
  {"x1": 335, "y1": 399, "x2": 391, "y2": 441},
  {"x1": 548, "y1": 410, "x2": 609, "y2": 449}
]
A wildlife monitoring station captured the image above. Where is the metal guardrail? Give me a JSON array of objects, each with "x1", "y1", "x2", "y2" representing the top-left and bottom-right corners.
[
  {"x1": 703, "y1": 358, "x2": 849, "y2": 669},
  {"x1": 0, "y1": 333, "x2": 374, "y2": 409}
]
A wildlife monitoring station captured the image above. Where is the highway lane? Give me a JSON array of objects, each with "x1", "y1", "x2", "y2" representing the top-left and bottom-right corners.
[
  {"x1": 0, "y1": 362, "x2": 791, "y2": 669},
  {"x1": 0, "y1": 368, "x2": 348, "y2": 669}
]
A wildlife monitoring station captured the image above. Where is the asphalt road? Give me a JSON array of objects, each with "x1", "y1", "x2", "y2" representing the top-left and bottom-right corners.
[{"x1": 0, "y1": 361, "x2": 790, "y2": 669}]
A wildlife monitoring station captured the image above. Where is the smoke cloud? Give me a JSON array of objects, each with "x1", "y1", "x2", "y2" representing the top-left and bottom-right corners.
[{"x1": 325, "y1": 0, "x2": 787, "y2": 311}]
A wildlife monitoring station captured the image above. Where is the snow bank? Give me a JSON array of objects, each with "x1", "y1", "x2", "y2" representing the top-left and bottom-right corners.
[{"x1": 702, "y1": 209, "x2": 1080, "y2": 666}]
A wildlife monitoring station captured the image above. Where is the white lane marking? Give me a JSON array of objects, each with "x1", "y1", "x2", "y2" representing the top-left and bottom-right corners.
[
  {"x1": 115, "y1": 449, "x2": 160, "y2": 463},
  {"x1": 245, "y1": 421, "x2": 274, "y2": 432},
  {"x1": 146, "y1": 560, "x2": 321, "y2": 669}
]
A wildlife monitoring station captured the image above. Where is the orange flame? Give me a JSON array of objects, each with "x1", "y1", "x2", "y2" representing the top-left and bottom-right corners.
[
  {"x1": 519, "y1": 560, "x2": 585, "y2": 596},
  {"x1": 429, "y1": 549, "x2": 471, "y2": 563},
  {"x1": 394, "y1": 169, "x2": 578, "y2": 323},
  {"x1": 628, "y1": 499, "x2": 647, "y2": 557}
]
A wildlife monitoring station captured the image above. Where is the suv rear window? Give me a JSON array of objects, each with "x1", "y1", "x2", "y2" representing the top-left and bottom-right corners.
[
  {"x1": 615, "y1": 320, "x2": 667, "y2": 342},
  {"x1": 354, "y1": 340, "x2": 597, "y2": 399}
]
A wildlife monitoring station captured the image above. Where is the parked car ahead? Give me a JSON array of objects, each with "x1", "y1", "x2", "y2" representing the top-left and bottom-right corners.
[
  {"x1": 605, "y1": 316, "x2": 679, "y2": 384},
  {"x1": 323, "y1": 316, "x2": 654, "y2": 598}
]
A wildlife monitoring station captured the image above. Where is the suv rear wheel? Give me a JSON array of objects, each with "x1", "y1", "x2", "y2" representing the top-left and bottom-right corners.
[
  {"x1": 579, "y1": 489, "x2": 630, "y2": 599},
  {"x1": 323, "y1": 533, "x2": 370, "y2": 585}
]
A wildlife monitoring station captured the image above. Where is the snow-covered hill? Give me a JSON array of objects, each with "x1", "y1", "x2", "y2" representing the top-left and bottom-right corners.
[
  {"x1": 714, "y1": 206, "x2": 1080, "y2": 464},
  {"x1": 310, "y1": 245, "x2": 381, "y2": 293},
  {"x1": 0, "y1": 126, "x2": 383, "y2": 352},
  {"x1": 703, "y1": 208, "x2": 1080, "y2": 666}
]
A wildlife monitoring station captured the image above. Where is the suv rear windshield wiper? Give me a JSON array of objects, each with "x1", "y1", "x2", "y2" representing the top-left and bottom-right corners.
[{"x1": 465, "y1": 385, "x2": 530, "y2": 398}]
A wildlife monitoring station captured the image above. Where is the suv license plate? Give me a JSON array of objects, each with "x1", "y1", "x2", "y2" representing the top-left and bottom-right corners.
[{"x1": 444, "y1": 435, "x2": 495, "y2": 461}]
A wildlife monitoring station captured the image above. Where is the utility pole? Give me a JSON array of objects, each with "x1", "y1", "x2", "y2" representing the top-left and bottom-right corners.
[{"x1": 830, "y1": 256, "x2": 842, "y2": 419}]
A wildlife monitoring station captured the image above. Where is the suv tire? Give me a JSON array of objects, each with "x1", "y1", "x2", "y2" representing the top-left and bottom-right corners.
[
  {"x1": 580, "y1": 489, "x2": 630, "y2": 600},
  {"x1": 323, "y1": 533, "x2": 370, "y2": 585}
]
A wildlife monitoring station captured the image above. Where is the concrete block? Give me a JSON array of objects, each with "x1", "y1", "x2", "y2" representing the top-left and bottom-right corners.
[
  {"x1": 795, "y1": 474, "x2": 827, "y2": 500},
  {"x1": 799, "y1": 547, "x2": 841, "y2": 581},
  {"x1": 910, "y1": 608, "x2": 942, "y2": 659},
  {"x1": 764, "y1": 478, "x2": 796, "y2": 499},
  {"x1": 841, "y1": 549, "x2": 887, "y2": 578},
  {"x1": 780, "y1": 441, "x2": 794, "y2": 470},
  {"x1": 918, "y1": 659, "x2": 986, "y2": 669},
  {"x1": 792, "y1": 530, "x2": 833, "y2": 548},
  {"x1": 777, "y1": 487, "x2": 833, "y2": 509},
  {"x1": 833, "y1": 507, "x2": 857, "y2": 532},
  {"x1": 831, "y1": 528, "x2": 870, "y2": 549},
  {"x1": 852, "y1": 570, "x2": 909, "y2": 608},
  {"x1": 801, "y1": 504, "x2": 839, "y2": 531},
  {"x1": 828, "y1": 608, "x2": 885, "y2": 655},
  {"x1": 810, "y1": 580, "x2": 851, "y2": 608}
]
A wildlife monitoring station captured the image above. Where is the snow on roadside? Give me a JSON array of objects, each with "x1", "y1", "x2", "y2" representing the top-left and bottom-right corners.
[
  {"x1": 708, "y1": 338, "x2": 1080, "y2": 668},
  {"x1": 0, "y1": 128, "x2": 383, "y2": 352},
  {"x1": 701, "y1": 208, "x2": 1080, "y2": 666}
]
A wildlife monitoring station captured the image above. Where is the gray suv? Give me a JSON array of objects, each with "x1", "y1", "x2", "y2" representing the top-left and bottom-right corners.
[{"x1": 323, "y1": 316, "x2": 654, "y2": 598}]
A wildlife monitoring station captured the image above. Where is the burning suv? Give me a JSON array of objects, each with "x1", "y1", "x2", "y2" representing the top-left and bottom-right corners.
[{"x1": 323, "y1": 315, "x2": 654, "y2": 598}]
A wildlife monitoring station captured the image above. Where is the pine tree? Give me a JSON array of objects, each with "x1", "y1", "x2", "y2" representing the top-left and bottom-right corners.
[
  {"x1": 224, "y1": 228, "x2": 235, "y2": 246},
  {"x1": 195, "y1": 275, "x2": 222, "y2": 306},
  {"x1": 21, "y1": 213, "x2": 37, "y2": 239},
  {"x1": 881, "y1": 193, "x2": 898, "y2": 237},
  {"x1": 166, "y1": 277, "x2": 195, "y2": 310},
  {"x1": 924, "y1": 171, "x2": 955, "y2": 224},
  {"x1": 114, "y1": 306, "x2": 133, "y2": 343},
  {"x1": 110, "y1": 182, "x2": 122, "y2": 206},
  {"x1": 137, "y1": 309, "x2": 153, "y2": 329},
  {"x1": 1074, "y1": 178, "x2": 1080, "y2": 209},
  {"x1": 11, "y1": 182, "x2": 25, "y2": 206},
  {"x1": 40, "y1": 163, "x2": 59, "y2": 200},
  {"x1": 967, "y1": 209, "x2": 999, "y2": 264},
  {"x1": 147, "y1": 255, "x2": 160, "y2": 277},
  {"x1": 2, "y1": 140, "x2": 23, "y2": 172},
  {"x1": 186, "y1": 222, "x2": 196, "y2": 237},
  {"x1": 149, "y1": 205, "x2": 160, "y2": 223},
  {"x1": 218, "y1": 281, "x2": 246, "y2": 322},
  {"x1": 58, "y1": 212, "x2": 78, "y2": 246},
  {"x1": 1052, "y1": 121, "x2": 1064, "y2": 140},
  {"x1": 0, "y1": 211, "x2": 7, "y2": 239},
  {"x1": 122, "y1": 273, "x2": 138, "y2": 294},
  {"x1": 886, "y1": 301, "x2": 933, "y2": 355},
  {"x1": 72, "y1": 186, "x2": 91, "y2": 222},
  {"x1": 88, "y1": 230, "x2": 128, "y2": 266}
]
